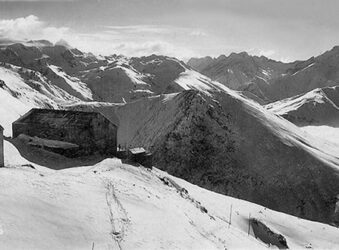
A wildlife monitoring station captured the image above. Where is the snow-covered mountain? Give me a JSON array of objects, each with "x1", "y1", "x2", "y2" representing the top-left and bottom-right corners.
[
  {"x1": 188, "y1": 53, "x2": 292, "y2": 102},
  {"x1": 0, "y1": 43, "x2": 98, "y2": 102},
  {"x1": 266, "y1": 86, "x2": 339, "y2": 127},
  {"x1": 266, "y1": 85, "x2": 339, "y2": 150},
  {"x1": 1, "y1": 140, "x2": 339, "y2": 250},
  {"x1": 0, "y1": 42, "x2": 235, "y2": 103},
  {"x1": 188, "y1": 47, "x2": 339, "y2": 103}
]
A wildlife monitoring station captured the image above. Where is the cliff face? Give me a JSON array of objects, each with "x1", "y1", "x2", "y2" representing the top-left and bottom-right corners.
[{"x1": 105, "y1": 89, "x2": 339, "y2": 224}]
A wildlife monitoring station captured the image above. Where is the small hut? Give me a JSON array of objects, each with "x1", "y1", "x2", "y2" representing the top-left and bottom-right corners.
[{"x1": 128, "y1": 147, "x2": 152, "y2": 168}]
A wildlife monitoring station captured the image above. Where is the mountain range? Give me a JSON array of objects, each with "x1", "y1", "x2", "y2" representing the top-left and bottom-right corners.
[
  {"x1": 0, "y1": 40, "x2": 339, "y2": 239},
  {"x1": 188, "y1": 47, "x2": 339, "y2": 103}
]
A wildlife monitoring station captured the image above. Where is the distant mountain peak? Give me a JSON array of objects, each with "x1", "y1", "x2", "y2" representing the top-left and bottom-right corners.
[
  {"x1": 55, "y1": 39, "x2": 72, "y2": 49},
  {"x1": 330, "y1": 45, "x2": 339, "y2": 52},
  {"x1": 228, "y1": 51, "x2": 250, "y2": 59},
  {"x1": 26, "y1": 40, "x2": 54, "y2": 47}
]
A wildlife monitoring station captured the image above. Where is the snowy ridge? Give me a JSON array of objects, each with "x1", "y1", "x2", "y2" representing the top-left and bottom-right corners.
[
  {"x1": 213, "y1": 85, "x2": 339, "y2": 169},
  {"x1": 174, "y1": 69, "x2": 221, "y2": 95},
  {"x1": 265, "y1": 86, "x2": 339, "y2": 127},
  {"x1": 265, "y1": 88, "x2": 329, "y2": 115}
]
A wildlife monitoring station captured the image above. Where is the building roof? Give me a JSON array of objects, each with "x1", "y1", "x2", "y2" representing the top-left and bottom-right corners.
[
  {"x1": 129, "y1": 147, "x2": 146, "y2": 155},
  {"x1": 13, "y1": 108, "x2": 118, "y2": 128}
]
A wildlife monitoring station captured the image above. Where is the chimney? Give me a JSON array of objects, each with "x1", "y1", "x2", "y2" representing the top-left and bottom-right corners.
[{"x1": 0, "y1": 125, "x2": 4, "y2": 167}]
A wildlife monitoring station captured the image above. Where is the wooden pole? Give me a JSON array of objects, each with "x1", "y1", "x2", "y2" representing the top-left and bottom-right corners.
[
  {"x1": 0, "y1": 126, "x2": 4, "y2": 167},
  {"x1": 248, "y1": 213, "x2": 251, "y2": 236},
  {"x1": 229, "y1": 204, "x2": 233, "y2": 228}
]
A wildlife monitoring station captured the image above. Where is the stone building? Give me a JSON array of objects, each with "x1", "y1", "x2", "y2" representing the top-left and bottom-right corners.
[{"x1": 12, "y1": 109, "x2": 117, "y2": 157}]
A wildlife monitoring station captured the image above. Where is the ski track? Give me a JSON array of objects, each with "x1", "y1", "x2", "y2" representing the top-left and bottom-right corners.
[{"x1": 104, "y1": 179, "x2": 130, "y2": 250}]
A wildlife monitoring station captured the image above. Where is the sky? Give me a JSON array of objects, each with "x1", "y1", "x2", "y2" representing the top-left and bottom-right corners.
[{"x1": 0, "y1": 0, "x2": 339, "y2": 62}]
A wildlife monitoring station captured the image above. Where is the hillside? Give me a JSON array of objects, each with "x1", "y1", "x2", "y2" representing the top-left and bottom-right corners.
[
  {"x1": 71, "y1": 87, "x2": 339, "y2": 225},
  {"x1": 1, "y1": 140, "x2": 339, "y2": 249}
]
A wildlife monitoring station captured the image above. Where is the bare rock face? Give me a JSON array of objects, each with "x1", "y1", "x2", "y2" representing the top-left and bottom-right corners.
[{"x1": 107, "y1": 89, "x2": 339, "y2": 224}]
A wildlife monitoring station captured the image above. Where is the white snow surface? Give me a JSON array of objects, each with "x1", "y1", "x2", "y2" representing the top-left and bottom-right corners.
[
  {"x1": 0, "y1": 87, "x2": 30, "y2": 136},
  {"x1": 0, "y1": 66, "x2": 59, "y2": 108},
  {"x1": 117, "y1": 66, "x2": 149, "y2": 86},
  {"x1": 49, "y1": 65, "x2": 93, "y2": 100},
  {"x1": 265, "y1": 88, "x2": 326, "y2": 115},
  {"x1": 302, "y1": 126, "x2": 339, "y2": 146},
  {"x1": 0, "y1": 140, "x2": 339, "y2": 250},
  {"x1": 174, "y1": 69, "x2": 229, "y2": 96}
]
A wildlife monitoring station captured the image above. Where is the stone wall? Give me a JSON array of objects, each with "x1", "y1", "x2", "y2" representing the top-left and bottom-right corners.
[{"x1": 13, "y1": 110, "x2": 117, "y2": 157}]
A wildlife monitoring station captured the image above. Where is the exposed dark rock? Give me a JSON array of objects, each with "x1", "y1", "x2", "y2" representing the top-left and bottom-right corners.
[
  {"x1": 12, "y1": 109, "x2": 117, "y2": 157},
  {"x1": 251, "y1": 218, "x2": 289, "y2": 249}
]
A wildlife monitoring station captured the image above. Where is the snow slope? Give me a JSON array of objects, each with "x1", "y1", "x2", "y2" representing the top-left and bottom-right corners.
[
  {"x1": 1, "y1": 140, "x2": 339, "y2": 250},
  {"x1": 48, "y1": 65, "x2": 93, "y2": 100},
  {"x1": 266, "y1": 86, "x2": 339, "y2": 126},
  {"x1": 302, "y1": 126, "x2": 339, "y2": 146},
  {"x1": 0, "y1": 87, "x2": 30, "y2": 136},
  {"x1": 0, "y1": 64, "x2": 81, "y2": 135}
]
